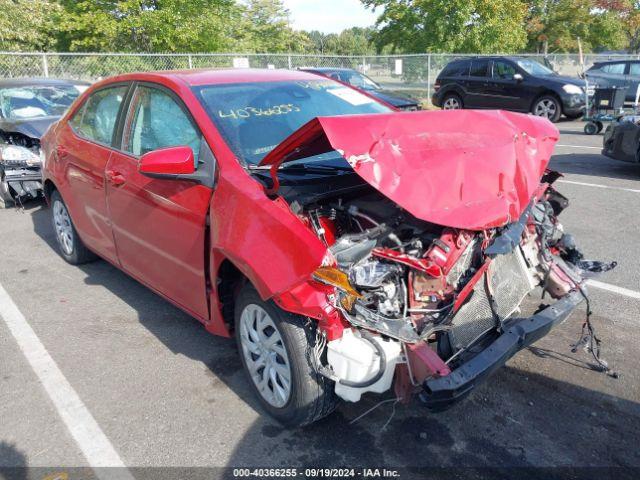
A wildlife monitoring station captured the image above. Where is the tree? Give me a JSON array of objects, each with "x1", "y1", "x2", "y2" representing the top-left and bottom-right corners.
[
  {"x1": 526, "y1": 0, "x2": 628, "y2": 53},
  {"x1": 362, "y1": 0, "x2": 528, "y2": 53},
  {"x1": 0, "y1": 0, "x2": 61, "y2": 51}
]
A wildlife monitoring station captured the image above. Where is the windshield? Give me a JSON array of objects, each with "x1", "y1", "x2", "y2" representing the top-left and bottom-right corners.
[
  {"x1": 195, "y1": 80, "x2": 390, "y2": 165},
  {"x1": 0, "y1": 84, "x2": 84, "y2": 120},
  {"x1": 516, "y1": 59, "x2": 555, "y2": 76},
  {"x1": 339, "y1": 71, "x2": 380, "y2": 91}
]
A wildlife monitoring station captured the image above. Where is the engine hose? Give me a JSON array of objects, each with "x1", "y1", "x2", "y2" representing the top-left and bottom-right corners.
[{"x1": 338, "y1": 330, "x2": 386, "y2": 388}]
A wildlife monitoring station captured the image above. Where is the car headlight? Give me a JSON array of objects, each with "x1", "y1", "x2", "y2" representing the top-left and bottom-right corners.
[
  {"x1": 0, "y1": 145, "x2": 40, "y2": 167},
  {"x1": 562, "y1": 84, "x2": 584, "y2": 95}
]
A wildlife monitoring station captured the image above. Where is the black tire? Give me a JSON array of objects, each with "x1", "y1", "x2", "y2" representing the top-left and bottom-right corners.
[
  {"x1": 441, "y1": 93, "x2": 463, "y2": 110},
  {"x1": 596, "y1": 121, "x2": 604, "y2": 133},
  {"x1": 584, "y1": 122, "x2": 598, "y2": 135},
  {"x1": 50, "y1": 190, "x2": 97, "y2": 265},
  {"x1": 235, "y1": 284, "x2": 338, "y2": 427},
  {"x1": 531, "y1": 95, "x2": 561, "y2": 123},
  {"x1": 565, "y1": 112, "x2": 583, "y2": 120},
  {"x1": 0, "y1": 171, "x2": 15, "y2": 209}
]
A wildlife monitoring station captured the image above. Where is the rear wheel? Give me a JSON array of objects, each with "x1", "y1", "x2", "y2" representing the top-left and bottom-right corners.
[
  {"x1": 50, "y1": 190, "x2": 97, "y2": 264},
  {"x1": 235, "y1": 284, "x2": 337, "y2": 427},
  {"x1": 532, "y1": 95, "x2": 561, "y2": 122},
  {"x1": 442, "y1": 93, "x2": 463, "y2": 110}
]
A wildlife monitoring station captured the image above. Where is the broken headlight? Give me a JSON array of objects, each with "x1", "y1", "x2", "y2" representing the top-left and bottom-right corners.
[{"x1": 0, "y1": 145, "x2": 40, "y2": 167}]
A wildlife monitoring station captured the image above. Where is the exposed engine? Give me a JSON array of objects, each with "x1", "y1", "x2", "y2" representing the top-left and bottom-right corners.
[{"x1": 0, "y1": 132, "x2": 43, "y2": 206}]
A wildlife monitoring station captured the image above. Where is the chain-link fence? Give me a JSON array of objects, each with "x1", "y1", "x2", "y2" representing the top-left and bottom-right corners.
[{"x1": 2, "y1": 51, "x2": 640, "y2": 103}]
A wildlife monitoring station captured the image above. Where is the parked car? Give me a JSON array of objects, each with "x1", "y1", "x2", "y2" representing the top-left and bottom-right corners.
[
  {"x1": 432, "y1": 56, "x2": 587, "y2": 122},
  {"x1": 300, "y1": 67, "x2": 421, "y2": 110},
  {"x1": 586, "y1": 60, "x2": 640, "y2": 102},
  {"x1": 602, "y1": 115, "x2": 640, "y2": 163},
  {"x1": 42, "y1": 69, "x2": 612, "y2": 427},
  {"x1": 0, "y1": 78, "x2": 90, "y2": 208}
]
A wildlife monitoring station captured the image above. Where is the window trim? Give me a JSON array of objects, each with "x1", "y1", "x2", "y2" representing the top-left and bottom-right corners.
[{"x1": 68, "y1": 82, "x2": 134, "y2": 149}]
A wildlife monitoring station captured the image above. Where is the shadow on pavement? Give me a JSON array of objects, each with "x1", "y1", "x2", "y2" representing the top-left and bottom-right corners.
[
  {"x1": 0, "y1": 441, "x2": 27, "y2": 479},
  {"x1": 28, "y1": 205, "x2": 640, "y2": 471},
  {"x1": 549, "y1": 153, "x2": 640, "y2": 181}
]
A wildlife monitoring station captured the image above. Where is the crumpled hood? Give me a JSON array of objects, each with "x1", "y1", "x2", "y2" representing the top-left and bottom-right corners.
[
  {"x1": 0, "y1": 116, "x2": 59, "y2": 140},
  {"x1": 259, "y1": 109, "x2": 559, "y2": 231}
]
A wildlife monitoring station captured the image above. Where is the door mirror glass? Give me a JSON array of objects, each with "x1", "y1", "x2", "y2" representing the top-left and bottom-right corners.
[
  {"x1": 139, "y1": 146, "x2": 195, "y2": 178},
  {"x1": 513, "y1": 73, "x2": 524, "y2": 82}
]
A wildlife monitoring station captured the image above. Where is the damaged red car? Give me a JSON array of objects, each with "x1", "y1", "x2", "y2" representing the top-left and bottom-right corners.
[{"x1": 41, "y1": 69, "x2": 613, "y2": 427}]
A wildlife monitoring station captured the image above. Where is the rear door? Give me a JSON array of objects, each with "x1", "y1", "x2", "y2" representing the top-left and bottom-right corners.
[
  {"x1": 105, "y1": 83, "x2": 214, "y2": 320},
  {"x1": 55, "y1": 84, "x2": 130, "y2": 264},
  {"x1": 626, "y1": 62, "x2": 640, "y2": 102},
  {"x1": 464, "y1": 58, "x2": 492, "y2": 108}
]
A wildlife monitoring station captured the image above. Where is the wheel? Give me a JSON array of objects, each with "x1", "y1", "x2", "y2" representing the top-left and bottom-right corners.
[
  {"x1": 0, "y1": 171, "x2": 15, "y2": 209},
  {"x1": 532, "y1": 95, "x2": 561, "y2": 122},
  {"x1": 441, "y1": 93, "x2": 463, "y2": 110},
  {"x1": 584, "y1": 122, "x2": 598, "y2": 135},
  {"x1": 235, "y1": 284, "x2": 337, "y2": 427},
  {"x1": 596, "y1": 121, "x2": 604, "y2": 133},
  {"x1": 50, "y1": 190, "x2": 97, "y2": 264}
]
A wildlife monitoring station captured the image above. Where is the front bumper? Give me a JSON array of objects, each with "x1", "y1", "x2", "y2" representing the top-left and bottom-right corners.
[
  {"x1": 561, "y1": 93, "x2": 586, "y2": 116},
  {"x1": 420, "y1": 290, "x2": 584, "y2": 410},
  {"x1": 3, "y1": 166, "x2": 43, "y2": 198}
]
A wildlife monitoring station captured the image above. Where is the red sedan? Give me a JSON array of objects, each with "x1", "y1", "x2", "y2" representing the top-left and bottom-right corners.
[{"x1": 41, "y1": 69, "x2": 613, "y2": 426}]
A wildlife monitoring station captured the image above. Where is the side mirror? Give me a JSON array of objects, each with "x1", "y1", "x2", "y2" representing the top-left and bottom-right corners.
[
  {"x1": 139, "y1": 146, "x2": 195, "y2": 178},
  {"x1": 513, "y1": 73, "x2": 524, "y2": 82}
]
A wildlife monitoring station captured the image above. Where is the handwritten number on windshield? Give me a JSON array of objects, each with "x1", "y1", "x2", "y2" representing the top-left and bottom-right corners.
[{"x1": 217, "y1": 104, "x2": 300, "y2": 120}]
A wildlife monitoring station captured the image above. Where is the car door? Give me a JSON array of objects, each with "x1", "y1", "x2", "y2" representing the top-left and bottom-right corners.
[
  {"x1": 464, "y1": 58, "x2": 492, "y2": 108},
  {"x1": 626, "y1": 62, "x2": 640, "y2": 102},
  {"x1": 486, "y1": 60, "x2": 523, "y2": 111},
  {"x1": 105, "y1": 83, "x2": 214, "y2": 320},
  {"x1": 55, "y1": 84, "x2": 131, "y2": 264}
]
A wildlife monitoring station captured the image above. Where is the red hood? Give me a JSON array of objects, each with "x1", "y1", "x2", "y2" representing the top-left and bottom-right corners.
[{"x1": 259, "y1": 110, "x2": 559, "y2": 231}]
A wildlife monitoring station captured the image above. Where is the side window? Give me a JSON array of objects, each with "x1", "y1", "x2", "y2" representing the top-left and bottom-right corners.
[
  {"x1": 469, "y1": 59, "x2": 490, "y2": 78},
  {"x1": 603, "y1": 63, "x2": 625, "y2": 75},
  {"x1": 123, "y1": 86, "x2": 201, "y2": 163},
  {"x1": 442, "y1": 61, "x2": 469, "y2": 77},
  {"x1": 71, "y1": 86, "x2": 128, "y2": 145},
  {"x1": 629, "y1": 63, "x2": 640, "y2": 76},
  {"x1": 492, "y1": 61, "x2": 516, "y2": 80}
]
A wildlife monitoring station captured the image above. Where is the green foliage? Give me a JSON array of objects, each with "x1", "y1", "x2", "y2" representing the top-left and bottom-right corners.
[
  {"x1": 0, "y1": 0, "x2": 61, "y2": 51},
  {"x1": 307, "y1": 28, "x2": 376, "y2": 55},
  {"x1": 363, "y1": 0, "x2": 528, "y2": 53},
  {"x1": 526, "y1": 0, "x2": 629, "y2": 53}
]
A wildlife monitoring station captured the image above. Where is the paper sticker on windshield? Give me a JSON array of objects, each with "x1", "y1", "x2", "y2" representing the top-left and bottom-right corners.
[{"x1": 327, "y1": 87, "x2": 374, "y2": 106}]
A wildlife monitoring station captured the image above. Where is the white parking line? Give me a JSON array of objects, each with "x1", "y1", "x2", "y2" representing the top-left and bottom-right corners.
[
  {"x1": 556, "y1": 144, "x2": 602, "y2": 149},
  {"x1": 587, "y1": 280, "x2": 640, "y2": 300},
  {"x1": 0, "y1": 283, "x2": 134, "y2": 480},
  {"x1": 556, "y1": 179, "x2": 640, "y2": 194}
]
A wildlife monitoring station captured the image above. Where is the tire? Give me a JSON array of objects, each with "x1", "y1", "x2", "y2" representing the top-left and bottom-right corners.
[
  {"x1": 0, "y1": 173, "x2": 14, "y2": 209},
  {"x1": 235, "y1": 284, "x2": 338, "y2": 427},
  {"x1": 50, "y1": 190, "x2": 97, "y2": 265},
  {"x1": 584, "y1": 122, "x2": 598, "y2": 135},
  {"x1": 565, "y1": 112, "x2": 583, "y2": 120},
  {"x1": 596, "y1": 121, "x2": 604, "y2": 133},
  {"x1": 532, "y1": 95, "x2": 561, "y2": 122},
  {"x1": 441, "y1": 93, "x2": 463, "y2": 110}
]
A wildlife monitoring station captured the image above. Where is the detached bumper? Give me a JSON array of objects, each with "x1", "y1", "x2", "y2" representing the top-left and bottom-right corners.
[{"x1": 420, "y1": 290, "x2": 584, "y2": 410}]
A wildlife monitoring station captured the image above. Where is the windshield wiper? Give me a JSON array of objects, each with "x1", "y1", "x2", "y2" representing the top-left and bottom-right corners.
[{"x1": 279, "y1": 163, "x2": 353, "y2": 174}]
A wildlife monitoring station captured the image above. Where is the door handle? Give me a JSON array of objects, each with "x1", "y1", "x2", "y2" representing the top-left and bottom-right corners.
[{"x1": 106, "y1": 170, "x2": 126, "y2": 186}]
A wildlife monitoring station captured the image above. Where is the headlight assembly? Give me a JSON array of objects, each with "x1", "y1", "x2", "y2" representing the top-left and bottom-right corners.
[
  {"x1": 562, "y1": 84, "x2": 584, "y2": 95},
  {"x1": 0, "y1": 145, "x2": 40, "y2": 167}
]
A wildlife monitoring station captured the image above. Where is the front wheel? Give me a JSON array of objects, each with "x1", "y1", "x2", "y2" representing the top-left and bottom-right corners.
[
  {"x1": 235, "y1": 285, "x2": 337, "y2": 427},
  {"x1": 441, "y1": 93, "x2": 463, "y2": 110},
  {"x1": 532, "y1": 95, "x2": 561, "y2": 122},
  {"x1": 50, "y1": 190, "x2": 97, "y2": 264}
]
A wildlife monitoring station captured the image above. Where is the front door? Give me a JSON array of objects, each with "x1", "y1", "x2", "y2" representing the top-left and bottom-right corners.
[
  {"x1": 486, "y1": 60, "x2": 524, "y2": 111},
  {"x1": 105, "y1": 83, "x2": 213, "y2": 320}
]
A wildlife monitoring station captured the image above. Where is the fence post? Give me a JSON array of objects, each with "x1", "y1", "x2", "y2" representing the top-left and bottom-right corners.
[
  {"x1": 287, "y1": 55, "x2": 292, "y2": 69},
  {"x1": 188, "y1": 54, "x2": 193, "y2": 69},
  {"x1": 42, "y1": 53, "x2": 49, "y2": 77},
  {"x1": 426, "y1": 54, "x2": 431, "y2": 101}
]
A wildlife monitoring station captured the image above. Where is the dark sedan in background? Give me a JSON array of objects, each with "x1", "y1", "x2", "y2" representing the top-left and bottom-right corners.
[
  {"x1": 0, "y1": 78, "x2": 89, "y2": 208},
  {"x1": 432, "y1": 56, "x2": 586, "y2": 122},
  {"x1": 300, "y1": 67, "x2": 421, "y2": 110}
]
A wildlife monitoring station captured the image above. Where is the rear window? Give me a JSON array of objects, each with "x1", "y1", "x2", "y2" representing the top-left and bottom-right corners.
[
  {"x1": 440, "y1": 61, "x2": 469, "y2": 77},
  {"x1": 469, "y1": 59, "x2": 490, "y2": 78}
]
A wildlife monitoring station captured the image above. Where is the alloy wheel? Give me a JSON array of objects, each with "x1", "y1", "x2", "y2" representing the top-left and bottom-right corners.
[
  {"x1": 534, "y1": 99, "x2": 558, "y2": 119},
  {"x1": 443, "y1": 97, "x2": 461, "y2": 109},
  {"x1": 239, "y1": 304, "x2": 292, "y2": 408},
  {"x1": 53, "y1": 199, "x2": 74, "y2": 255}
]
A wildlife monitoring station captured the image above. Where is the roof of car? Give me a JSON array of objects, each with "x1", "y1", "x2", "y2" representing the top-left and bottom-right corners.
[
  {"x1": 299, "y1": 67, "x2": 354, "y2": 73},
  {"x1": 106, "y1": 68, "x2": 327, "y2": 87},
  {"x1": 593, "y1": 59, "x2": 639, "y2": 64},
  {"x1": 0, "y1": 77, "x2": 91, "y2": 87}
]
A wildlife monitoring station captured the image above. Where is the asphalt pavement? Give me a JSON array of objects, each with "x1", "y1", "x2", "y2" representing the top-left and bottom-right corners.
[{"x1": 1, "y1": 120, "x2": 639, "y2": 477}]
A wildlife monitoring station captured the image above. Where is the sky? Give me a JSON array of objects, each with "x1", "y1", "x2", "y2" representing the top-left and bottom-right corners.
[{"x1": 282, "y1": 0, "x2": 381, "y2": 34}]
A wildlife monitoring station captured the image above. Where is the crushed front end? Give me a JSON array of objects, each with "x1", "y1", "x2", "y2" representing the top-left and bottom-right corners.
[
  {"x1": 300, "y1": 175, "x2": 614, "y2": 407},
  {"x1": 0, "y1": 133, "x2": 44, "y2": 207}
]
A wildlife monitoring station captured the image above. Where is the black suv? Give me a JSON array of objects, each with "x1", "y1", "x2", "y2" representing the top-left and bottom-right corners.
[{"x1": 432, "y1": 56, "x2": 586, "y2": 122}]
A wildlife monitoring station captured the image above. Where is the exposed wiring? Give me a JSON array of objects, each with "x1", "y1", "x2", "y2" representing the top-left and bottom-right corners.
[{"x1": 349, "y1": 397, "x2": 399, "y2": 426}]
